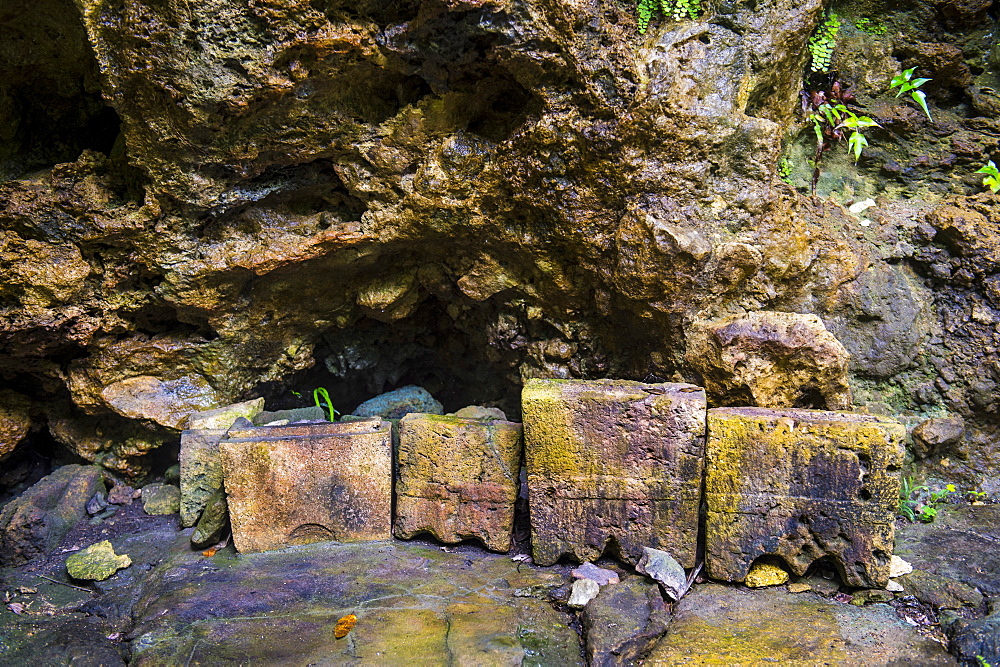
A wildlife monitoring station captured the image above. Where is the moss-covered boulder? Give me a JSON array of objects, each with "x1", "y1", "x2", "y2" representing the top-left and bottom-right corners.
[
  {"x1": 141, "y1": 483, "x2": 180, "y2": 516},
  {"x1": 66, "y1": 540, "x2": 131, "y2": 581}
]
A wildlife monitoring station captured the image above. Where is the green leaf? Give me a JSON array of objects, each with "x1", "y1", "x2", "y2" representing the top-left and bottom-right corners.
[
  {"x1": 911, "y1": 90, "x2": 932, "y2": 121},
  {"x1": 848, "y1": 131, "x2": 868, "y2": 161}
]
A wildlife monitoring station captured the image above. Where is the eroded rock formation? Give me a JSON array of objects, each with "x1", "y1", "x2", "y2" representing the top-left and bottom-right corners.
[{"x1": 0, "y1": 0, "x2": 996, "y2": 487}]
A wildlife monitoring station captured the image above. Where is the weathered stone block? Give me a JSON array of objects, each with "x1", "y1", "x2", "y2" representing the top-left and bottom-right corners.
[
  {"x1": 220, "y1": 420, "x2": 392, "y2": 553},
  {"x1": 704, "y1": 407, "x2": 905, "y2": 588},
  {"x1": 395, "y1": 413, "x2": 522, "y2": 552},
  {"x1": 179, "y1": 429, "x2": 226, "y2": 527},
  {"x1": 522, "y1": 379, "x2": 706, "y2": 567}
]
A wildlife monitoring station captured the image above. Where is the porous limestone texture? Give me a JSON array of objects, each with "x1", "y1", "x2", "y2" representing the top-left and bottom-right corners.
[
  {"x1": 0, "y1": 465, "x2": 105, "y2": 566},
  {"x1": 186, "y1": 397, "x2": 265, "y2": 431},
  {"x1": 685, "y1": 311, "x2": 852, "y2": 410},
  {"x1": 395, "y1": 413, "x2": 522, "y2": 552},
  {"x1": 178, "y1": 429, "x2": 226, "y2": 527},
  {"x1": 65, "y1": 540, "x2": 131, "y2": 581},
  {"x1": 522, "y1": 379, "x2": 706, "y2": 567},
  {"x1": 220, "y1": 420, "x2": 392, "y2": 552},
  {"x1": 705, "y1": 407, "x2": 906, "y2": 588}
]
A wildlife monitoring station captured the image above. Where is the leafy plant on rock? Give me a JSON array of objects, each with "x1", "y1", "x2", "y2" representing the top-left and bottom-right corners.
[
  {"x1": 808, "y1": 14, "x2": 841, "y2": 73},
  {"x1": 802, "y1": 80, "x2": 880, "y2": 193},
  {"x1": 637, "y1": 0, "x2": 702, "y2": 34},
  {"x1": 890, "y1": 67, "x2": 932, "y2": 121},
  {"x1": 976, "y1": 160, "x2": 1000, "y2": 193},
  {"x1": 854, "y1": 17, "x2": 887, "y2": 35}
]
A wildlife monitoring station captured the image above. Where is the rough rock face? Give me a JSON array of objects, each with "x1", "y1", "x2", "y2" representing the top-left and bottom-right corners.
[
  {"x1": 178, "y1": 429, "x2": 227, "y2": 527},
  {"x1": 220, "y1": 420, "x2": 393, "y2": 552},
  {"x1": 0, "y1": 0, "x2": 996, "y2": 484},
  {"x1": 0, "y1": 390, "x2": 33, "y2": 461},
  {"x1": 704, "y1": 407, "x2": 906, "y2": 588},
  {"x1": 394, "y1": 413, "x2": 522, "y2": 552},
  {"x1": 0, "y1": 464, "x2": 105, "y2": 566},
  {"x1": 685, "y1": 311, "x2": 852, "y2": 409},
  {"x1": 522, "y1": 379, "x2": 706, "y2": 567}
]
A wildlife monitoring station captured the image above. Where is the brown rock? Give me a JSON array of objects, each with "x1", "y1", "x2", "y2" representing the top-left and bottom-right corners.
[
  {"x1": 100, "y1": 375, "x2": 222, "y2": 430},
  {"x1": 911, "y1": 416, "x2": 966, "y2": 460},
  {"x1": 705, "y1": 407, "x2": 906, "y2": 588},
  {"x1": 394, "y1": 413, "x2": 521, "y2": 552},
  {"x1": 0, "y1": 464, "x2": 105, "y2": 566},
  {"x1": 0, "y1": 390, "x2": 33, "y2": 461},
  {"x1": 685, "y1": 311, "x2": 852, "y2": 410},
  {"x1": 522, "y1": 379, "x2": 706, "y2": 567},
  {"x1": 220, "y1": 420, "x2": 393, "y2": 552}
]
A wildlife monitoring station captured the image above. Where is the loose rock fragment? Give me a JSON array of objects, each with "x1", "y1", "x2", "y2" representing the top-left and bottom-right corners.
[
  {"x1": 141, "y1": 483, "x2": 180, "y2": 515},
  {"x1": 567, "y1": 578, "x2": 601, "y2": 609},
  {"x1": 744, "y1": 561, "x2": 790, "y2": 588},
  {"x1": 0, "y1": 465, "x2": 105, "y2": 566},
  {"x1": 571, "y1": 562, "x2": 620, "y2": 587},
  {"x1": 66, "y1": 540, "x2": 131, "y2": 581},
  {"x1": 705, "y1": 407, "x2": 905, "y2": 588},
  {"x1": 187, "y1": 397, "x2": 265, "y2": 431},
  {"x1": 523, "y1": 379, "x2": 706, "y2": 566},
  {"x1": 353, "y1": 386, "x2": 443, "y2": 420},
  {"x1": 636, "y1": 547, "x2": 689, "y2": 600},
  {"x1": 394, "y1": 413, "x2": 522, "y2": 552}
]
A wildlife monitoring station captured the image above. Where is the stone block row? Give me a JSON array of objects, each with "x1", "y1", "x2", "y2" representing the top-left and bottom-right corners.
[{"x1": 180, "y1": 379, "x2": 905, "y2": 588}]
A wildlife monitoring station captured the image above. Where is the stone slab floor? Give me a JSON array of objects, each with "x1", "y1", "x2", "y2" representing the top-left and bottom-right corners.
[{"x1": 0, "y1": 505, "x2": 984, "y2": 664}]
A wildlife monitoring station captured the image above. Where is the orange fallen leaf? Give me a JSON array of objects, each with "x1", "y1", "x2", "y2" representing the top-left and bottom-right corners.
[
  {"x1": 334, "y1": 613, "x2": 357, "y2": 639},
  {"x1": 202, "y1": 547, "x2": 218, "y2": 557}
]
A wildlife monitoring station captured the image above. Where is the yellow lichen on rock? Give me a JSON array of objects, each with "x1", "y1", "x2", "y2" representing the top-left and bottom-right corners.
[{"x1": 745, "y1": 561, "x2": 790, "y2": 588}]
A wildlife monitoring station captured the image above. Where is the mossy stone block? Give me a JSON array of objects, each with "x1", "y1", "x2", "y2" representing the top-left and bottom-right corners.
[
  {"x1": 395, "y1": 413, "x2": 522, "y2": 552},
  {"x1": 186, "y1": 397, "x2": 265, "y2": 430},
  {"x1": 522, "y1": 379, "x2": 706, "y2": 567},
  {"x1": 705, "y1": 407, "x2": 905, "y2": 588},
  {"x1": 66, "y1": 540, "x2": 131, "y2": 580}
]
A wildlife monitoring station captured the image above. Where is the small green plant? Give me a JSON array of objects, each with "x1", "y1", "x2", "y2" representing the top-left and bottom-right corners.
[
  {"x1": 808, "y1": 14, "x2": 841, "y2": 73},
  {"x1": 890, "y1": 67, "x2": 932, "y2": 121},
  {"x1": 966, "y1": 489, "x2": 988, "y2": 502},
  {"x1": 636, "y1": 0, "x2": 702, "y2": 33},
  {"x1": 907, "y1": 483, "x2": 957, "y2": 523},
  {"x1": 778, "y1": 157, "x2": 794, "y2": 185},
  {"x1": 313, "y1": 387, "x2": 340, "y2": 422},
  {"x1": 802, "y1": 82, "x2": 880, "y2": 192},
  {"x1": 854, "y1": 18, "x2": 887, "y2": 35},
  {"x1": 976, "y1": 655, "x2": 992, "y2": 667},
  {"x1": 899, "y1": 476, "x2": 926, "y2": 522},
  {"x1": 976, "y1": 160, "x2": 1000, "y2": 193}
]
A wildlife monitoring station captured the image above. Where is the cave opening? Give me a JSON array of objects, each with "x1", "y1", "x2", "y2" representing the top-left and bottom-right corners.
[
  {"x1": 0, "y1": 0, "x2": 123, "y2": 180},
  {"x1": 260, "y1": 295, "x2": 527, "y2": 420}
]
